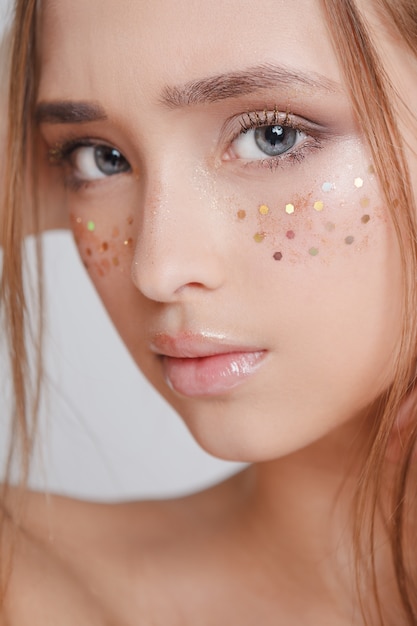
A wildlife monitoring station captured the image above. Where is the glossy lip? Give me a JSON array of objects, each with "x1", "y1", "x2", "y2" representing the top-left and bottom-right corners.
[
  {"x1": 150, "y1": 331, "x2": 262, "y2": 358},
  {"x1": 150, "y1": 332, "x2": 267, "y2": 397}
]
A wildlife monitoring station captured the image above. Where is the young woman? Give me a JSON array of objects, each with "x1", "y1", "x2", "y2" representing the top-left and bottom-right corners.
[{"x1": 1, "y1": 0, "x2": 417, "y2": 623}]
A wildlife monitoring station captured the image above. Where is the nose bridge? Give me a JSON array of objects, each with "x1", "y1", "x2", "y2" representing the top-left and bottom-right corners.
[{"x1": 132, "y1": 164, "x2": 224, "y2": 302}]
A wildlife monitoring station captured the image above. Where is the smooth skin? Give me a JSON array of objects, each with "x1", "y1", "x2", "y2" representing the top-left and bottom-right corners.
[{"x1": 3, "y1": 0, "x2": 417, "y2": 623}]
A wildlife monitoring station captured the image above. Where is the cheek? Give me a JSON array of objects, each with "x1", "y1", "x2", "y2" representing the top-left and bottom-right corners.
[
  {"x1": 71, "y1": 212, "x2": 135, "y2": 279},
  {"x1": 229, "y1": 163, "x2": 381, "y2": 266}
]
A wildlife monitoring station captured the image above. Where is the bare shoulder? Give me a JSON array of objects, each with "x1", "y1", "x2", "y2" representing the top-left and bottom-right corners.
[{"x1": 0, "y1": 470, "x2": 249, "y2": 625}]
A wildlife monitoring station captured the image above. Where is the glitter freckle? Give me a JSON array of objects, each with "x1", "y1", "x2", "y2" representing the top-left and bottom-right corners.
[
  {"x1": 286, "y1": 230, "x2": 295, "y2": 240},
  {"x1": 124, "y1": 238, "x2": 133, "y2": 246},
  {"x1": 237, "y1": 210, "x2": 246, "y2": 220},
  {"x1": 259, "y1": 204, "x2": 269, "y2": 215},
  {"x1": 314, "y1": 200, "x2": 324, "y2": 212},
  {"x1": 360, "y1": 197, "x2": 370, "y2": 209},
  {"x1": 309, "y1": 247, "x2": 319, "y2": 257},
  {"x1": 87, "y1": 220, "x2": 96, "y2": 232},
  {"x1": 345, "y1": 235, "x2": 355, "y2": 245},
  {"x1": 273, "y1": 252, "x2": 283, "y2": 261},
  {"x1": 361, "y1": 214, "x2": 371, "y2": 224},
  {"x1": 322, "y1": 182, "x2": 334, "y2": 192},
  {"x1": 354, "y1": 177, "x2": 364, "y2": 189},
  {"x1": 285, "y1": 203, "x2": 295, "y2": 215},
  {"x1": 254, "y1": 232, "x2": 266, "y2": 243}
]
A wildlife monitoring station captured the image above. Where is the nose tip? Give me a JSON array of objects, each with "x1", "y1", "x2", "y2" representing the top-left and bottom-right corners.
[{"x1": 131, "y1": 222, "x2": 225, "y2": 303}]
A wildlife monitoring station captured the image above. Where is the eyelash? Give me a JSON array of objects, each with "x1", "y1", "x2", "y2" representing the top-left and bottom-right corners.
[
  {"x1": 228, "y1": 108, "x2": 323, "y2": 171},
  {"x1": 47, "y1": 107, "x2": 324, "y2": 190}
]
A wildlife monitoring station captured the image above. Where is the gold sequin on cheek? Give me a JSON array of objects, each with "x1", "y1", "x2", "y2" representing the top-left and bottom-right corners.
[
  {"x1": 124, "y1": 238, "x2": 133, "y2": 247},
  {"x1": 309, "y1": 247, "x2": 319, "y2": 257},
  {"x1": 354, "y1": 177, "x2": 364, "y2": 189},
  {"x1": 314, "y1": 200, "x2": 324, "y2": 212},
  {"x1": 360, "y1": 197, "x2": 370, "y2": 209},
  {"x1": 273, "y1": 252, "x2": 283, "y2": 261},
  {"x1": 237, "y1": 210, "x2": 246, "y2": 220},
  {"x1": 254, "y1": 232, "x2": 266, "y2": 243},
  {"x1": 345, "y1": 236, "x2": 355, "y2": 245},
  {"x1": 259, "y1": 204, "x2": 269, "y2": 215},
  {"x1": 285, "y1": 203, "x2": 295, "y2": 215},
  {"x1": 361, "y1": 214, "x2": 370, "y2": 224}
]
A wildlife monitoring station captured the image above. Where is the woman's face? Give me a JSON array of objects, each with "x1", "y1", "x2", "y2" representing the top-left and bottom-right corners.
[{"x1": 37, "y1": 0, "x2": 407, "y2": 461}]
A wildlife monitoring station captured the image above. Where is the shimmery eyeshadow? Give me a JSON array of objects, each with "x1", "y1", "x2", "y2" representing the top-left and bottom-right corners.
[
  {"x1": 273, "y1": 252, "x2": 283, "y2": 261},
  {"x1": 309, "y1": 247, "x2": 319, "y2": 256},
  {"x1": 286, "y1": 230, "x2": 295, "y2": 239},
  {"x1": 354, "y1": 177, "x2": 364, "y2": 188},
  {"x1": 100, "y1": 242, "x2": 109, "y2": 252},
  {"x1": 112, "y1": 257, "x2": 120, "y2": 266},
  {"x1": 124, "y1": 238, "x2": 133, "y2": 246},
  {"x1": 345, "y1": 235, "x2": 355, "y2": 245},
  {"x1": 325, "y1": 222, "x2": 335, "y2": 232},
  {"x1": 322, "y1": 182, "x2": 334, "y2": 192},
  {"x1": 361, "y1": 214, "x2": 371, "y2": 224},
  {"x1": 360, "y1": 197, "x2": 370, "y2": 208},
  {"x1": 254, "y1": 232, "x2": 265, "y2": 243},
  {"x1": 237, "y1": 210, "x2": 246, "y2": 220},
  {"x1": 313, "y1": 200, "x2": 324, "y2": 212},
  {"x1": 285, "y1": 203, "x2": 295, "y2": 214},
  {"x1": 87, "y1": 221, "x2": 96, "y2": 232},
  {"x1": 259, "y1": 204, "x2": 269, "y2": 215}
]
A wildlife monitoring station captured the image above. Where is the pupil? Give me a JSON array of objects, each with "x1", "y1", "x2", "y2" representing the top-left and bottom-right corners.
[{"x1": 265, "y1": 125, "x2": 284, "y2": 146}]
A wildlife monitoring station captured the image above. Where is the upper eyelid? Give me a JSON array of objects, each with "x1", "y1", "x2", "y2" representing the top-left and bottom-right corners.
[{"x1": 220, "y1": 109, "x2": 328, "y2": 146}]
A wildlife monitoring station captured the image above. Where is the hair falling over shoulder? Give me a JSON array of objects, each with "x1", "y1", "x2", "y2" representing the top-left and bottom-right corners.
[{"x1": 2, "y1": 0, "x2": 417, "y2": 623}]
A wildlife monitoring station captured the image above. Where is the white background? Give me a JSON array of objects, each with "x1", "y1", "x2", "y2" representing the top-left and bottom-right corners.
[{"x1": 0, "y1": 0, "x2": 242, "y2": 501}]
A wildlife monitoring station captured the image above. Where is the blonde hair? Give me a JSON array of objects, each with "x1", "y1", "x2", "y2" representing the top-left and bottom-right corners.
[{"x1": 2, "y1": 0, "x2": 417, "y2": 622}]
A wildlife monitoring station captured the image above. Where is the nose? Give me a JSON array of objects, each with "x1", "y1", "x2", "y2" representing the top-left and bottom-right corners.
[{"x1": 131, "y1": 174, "x2": 226, "y2": 303}]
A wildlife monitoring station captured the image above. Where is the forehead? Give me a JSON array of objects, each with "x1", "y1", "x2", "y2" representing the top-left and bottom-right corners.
[{"x1": 38, "y1": 0, "x2": 343, "y2": 102}]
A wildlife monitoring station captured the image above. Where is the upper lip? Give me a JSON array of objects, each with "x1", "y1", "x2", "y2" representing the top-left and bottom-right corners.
[{"x1": 150, "y1": 332, "x2": 264, "y2": 359}]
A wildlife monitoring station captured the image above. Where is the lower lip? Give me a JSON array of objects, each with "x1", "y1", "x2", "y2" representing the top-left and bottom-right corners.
[{"x1": 161, "y1": 351, "x2": 266, "y2": 397}]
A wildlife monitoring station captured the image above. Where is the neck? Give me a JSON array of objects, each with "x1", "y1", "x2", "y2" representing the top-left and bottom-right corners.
[{"x1": 230, "y1": 411, "x2": 395, "y2": 618}]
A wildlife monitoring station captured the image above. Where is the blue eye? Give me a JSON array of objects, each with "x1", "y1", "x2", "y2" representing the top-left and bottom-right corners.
[
  {"x1": 94, "y1": 145, "x2": 130, "y2": 176},
  {"x1": 231, "y1": 124, "x2": 304, "y2": 160},
  {"x1": 254, "y1": 125, "x2": 299, "y2": 157},
  {"x1": 62, "y1": 143, "x2": 131, "y2": 182}
]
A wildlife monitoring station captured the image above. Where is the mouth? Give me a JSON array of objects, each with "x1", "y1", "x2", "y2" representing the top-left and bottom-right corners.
[{"x1": 150, "y1": 333, "x2": 267, "y2": 397}]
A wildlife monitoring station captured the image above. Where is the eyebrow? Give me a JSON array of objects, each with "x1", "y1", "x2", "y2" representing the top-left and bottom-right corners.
[
  {"x1": 36, "y1": 63, "x2": 340, "y2": 124},
  {"x1": 160, "y1": 63, "x2": 340, "y2": 107},
  {"x1": 35, "y1": 100, "x2": 107, "y2": 124}
]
